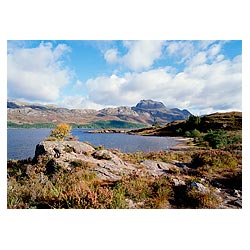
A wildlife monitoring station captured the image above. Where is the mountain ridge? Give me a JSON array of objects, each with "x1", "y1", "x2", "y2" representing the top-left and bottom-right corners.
[{"x1": 7, "y1": 99, "x2": 192, "y2": 126}]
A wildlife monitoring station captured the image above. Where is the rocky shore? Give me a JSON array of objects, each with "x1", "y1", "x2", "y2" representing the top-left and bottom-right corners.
[{"x1": 20, "y1": 140, "x2": 241, "y2": 209}]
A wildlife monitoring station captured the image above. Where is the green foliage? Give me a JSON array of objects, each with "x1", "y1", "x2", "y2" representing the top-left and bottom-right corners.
[
  {"x1": 7, "y1": 122, "x2": 56, "y2": 129},
  {"x1": 175, "y1": 128, "x2": 183, "y2": 135},
  {"x1": 186, "y1": 115, "x2": 201, "y2": 129},
  {"x1": 183, "y1": 129, "x2": 202, "y2": 144},
  {"x1": 190, "y1": 129, "x2": 201, "y2": 138},
  {"x1": 8, "y1": 120, "x2": 146, "y2": 129},
  {"x1": 203, "y1": 130, "x2": 228, "y2": 148},
  {"x1": 184, "y1": 131, "x2": 191, "y2": 137}
]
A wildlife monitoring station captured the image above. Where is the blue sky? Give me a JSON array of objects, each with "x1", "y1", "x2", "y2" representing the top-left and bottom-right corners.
[{"x1": 7, "y1": 40, "x2": 242, "y2": 115}]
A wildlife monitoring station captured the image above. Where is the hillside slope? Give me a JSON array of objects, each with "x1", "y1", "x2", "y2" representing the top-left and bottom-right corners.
[{"x1": 129, "y1": 111, "x2": 242, "y2": 136}]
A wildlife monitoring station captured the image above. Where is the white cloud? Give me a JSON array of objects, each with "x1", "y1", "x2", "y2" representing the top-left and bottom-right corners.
[
  {"x1": 189, "y1": 52, "x2": 207, "y2": 66},
  {"x1": 166, "y1": 41, "x2": 224, "y2": 66},
  {"x1": 104, "y1": 40, "x2": 165, "y2": 71},
  {"x1": 85, "y1": 55, "x2": 241, "y2": 114},
  {"x1": 104, "y1": 49, "x2": 119, "y2": 63},
  {"x1": 7, "y1": 42, "x2": 72, "y2": 102},
  {"x1": 208, "y1": 44, "x2": 221, "y2": 58},
  {"x1": 198, "y1": 40, "x2": 217, "y2": 50},
  {"x1": 59, "y1": 95, "x2": 104, "y2": 110},
  {"x1": 166, "y1": 41, "x2": 195, "y2": 64}
]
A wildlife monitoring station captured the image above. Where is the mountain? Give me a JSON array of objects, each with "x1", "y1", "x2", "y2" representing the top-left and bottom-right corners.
[{"x1": 7, "y1": 99, "x2": 192, "y2": 126}]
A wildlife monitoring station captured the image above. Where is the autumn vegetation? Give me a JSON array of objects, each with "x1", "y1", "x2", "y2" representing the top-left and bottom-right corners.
[{"x1": 7, "y1": 113, "x2": 242, "y2": 209}]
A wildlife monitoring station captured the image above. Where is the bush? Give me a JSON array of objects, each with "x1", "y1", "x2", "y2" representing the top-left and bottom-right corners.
[
  {"x1": 203, "y1": 130, "x2": 228, "y2": 148},
  {"x1": 185, "y1": 187, "x2": 221, "y2": 208},
  {"x1": 191, "y1": 149, "x2": 238, "y2": 171},
  {"x1": 190, "y1": 129, "x2": 201, "y2": 138},
  {"x1": 49, "y1": 123, "x2": 72, "y2": 141}
]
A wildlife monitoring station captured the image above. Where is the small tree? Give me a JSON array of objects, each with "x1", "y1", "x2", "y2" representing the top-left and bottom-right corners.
[
  {"x1": 49, "y1": 123, "x2": 72, "y2": 141},
  {"x1": 186, "y1": 115, "x2": 201, "y2": 130}
]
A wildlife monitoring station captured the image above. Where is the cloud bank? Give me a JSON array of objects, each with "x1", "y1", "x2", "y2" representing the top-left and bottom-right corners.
[
  {"x1": 87, "y1": 47, "x2": 242, "y2": 114},
  {"x1": 104, "y1": 40, "x2": 165, "y2": 71},
  {"x1": 8, "y1": 42, "x2": 72, "y2": 102}
]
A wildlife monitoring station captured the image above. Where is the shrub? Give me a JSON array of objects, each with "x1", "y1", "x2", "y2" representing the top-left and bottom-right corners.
[
  {"x1": 191, "y1": 149, "x2": 238, "y2": 172},
  {"x1": 203, "y1": 130, "x2": 228, "y2": 148},
  {"x1": 184, "y1": 131, "x2": 191, "y2": 137},
  {"x1": 190, "y1": 129, "x2": 201, "y2": 138},
  {"x1": 185, "y1": 186, "x2": 221, "y2": 208},
  {"x1": 49, "y1": 123, "x2": 72, "y2": 141}
]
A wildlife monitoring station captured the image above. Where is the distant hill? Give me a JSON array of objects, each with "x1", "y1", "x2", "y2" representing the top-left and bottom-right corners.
[
  {"x1": 7, "y1": 99, "x2": 192, "y2": 127},
  {"x1": 128, "y1": 111, "x2": 242, "y2": 136}
]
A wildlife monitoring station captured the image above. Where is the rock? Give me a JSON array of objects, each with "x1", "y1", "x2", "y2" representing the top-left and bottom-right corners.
[
  {"x1": 172, "y1": 178, "x2": 186, "y2": 186},
  {"x1": 92, "y1": 150, "x2": 116, "y2": 161},
  {"x1": 231, "y1": 199, "x2": 242, "y2": 208},
  {"x1": 125, "y1": 199, "x2": 144, "y2": 209},
  {"x1": 34, "y1": 141, "x2": 137, "y2": 181},
  {"x1": 35, "y1": 141, "x2": 95, "y2": 159},
  {"x1": 141, "y1": 160, "x2": 170, "y2": 170},
  {"x1": 231, "y1": 189, "x2": 241, "y2": 198},
  {"x1": 135, "y1": 99, "x2": 166, "y2": 110},
  {"x1": 140, "y1": 160, "x2": 172, "y2": 176},
  {"x1": 190, "y1": 182, "x2": 210, "y2": 194}
]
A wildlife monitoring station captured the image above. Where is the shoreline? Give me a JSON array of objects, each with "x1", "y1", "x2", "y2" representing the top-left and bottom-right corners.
[{"x1": 169, "y1": 137, "x2": 196, "y2": 151}]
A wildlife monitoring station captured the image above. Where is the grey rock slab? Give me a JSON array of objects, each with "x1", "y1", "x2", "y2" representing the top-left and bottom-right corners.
[
  {"x1": 140, "y1": 160, "x2": 171, "y2": 171},
  {"x1": 35, "y1": 141, "x2": 95, "y2": 158}
]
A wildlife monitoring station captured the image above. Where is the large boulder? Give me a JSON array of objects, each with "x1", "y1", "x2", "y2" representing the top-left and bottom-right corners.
[
  {"x1": 35, "y1": 141, "x2": 95, "y2": 159},
  {"x1": 34, "y1": 141, "x2": 137, "y2": 181}
]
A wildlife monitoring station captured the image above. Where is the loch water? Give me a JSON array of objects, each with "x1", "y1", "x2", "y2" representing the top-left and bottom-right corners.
[{"x1": 7, "y1": 128, "x2": 180, "y2": 160}]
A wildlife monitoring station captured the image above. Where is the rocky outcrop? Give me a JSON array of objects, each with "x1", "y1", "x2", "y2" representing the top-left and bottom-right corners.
[
  {"x1": 34, "y1": 141, "x2": 187, "y2": 181},
  {"x1": 35, "y1": 141, "x2": 95, "y2": 158},
  {"x1": 35, "y1": 141, "x2": 139, "y2": 181}
]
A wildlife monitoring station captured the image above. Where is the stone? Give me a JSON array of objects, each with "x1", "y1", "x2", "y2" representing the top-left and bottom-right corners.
[
  {"x1": 190, "y1": 182, "x2": 210, "y2": 194},
  {"x1": 35, "y1": 141, "x2": 95, "y2": 159},
  {"x1": 231, "y1": 189, "x2": 241, "y2": 198},
  {"x1": 34, "y1": 141, "x2": 138, "y2": 181},
  {"x1": 172, "y1": 178, "x2": 186, "y2": 186},
  {"x1": 140, "y1": 160, "x2": 179, "y2": 176},
  {"x1": 141, "y1": 160, "x2": 171, "y2": 171}
]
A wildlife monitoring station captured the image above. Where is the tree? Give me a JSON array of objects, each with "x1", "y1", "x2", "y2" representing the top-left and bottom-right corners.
[
  {"x1": 49, "y1": 123, "x2": 72, "y2": 141},
  {"x1": 186, "y1": 115, "x2": 201, "y2": 130}
]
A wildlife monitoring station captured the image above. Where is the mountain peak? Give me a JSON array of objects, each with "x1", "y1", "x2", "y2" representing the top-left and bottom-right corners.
[{"x1": 135, "y1": 99, "x2": 166, "y2": 110}]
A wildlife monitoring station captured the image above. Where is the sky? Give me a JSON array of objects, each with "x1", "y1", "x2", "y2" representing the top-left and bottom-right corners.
[{"x1": 7, "y1": 40, "x2": 242, "y2": 115}]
